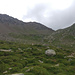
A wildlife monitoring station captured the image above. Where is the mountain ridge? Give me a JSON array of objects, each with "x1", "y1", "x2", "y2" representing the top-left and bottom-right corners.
[
  {"x1": 0, "y1": 13, "x2": 75, "y2": 48},
  {"x1": 0, "y1": 14, "x2": 54, "y2": 43},
  {"x1": 47, "y1": 23, "x2": 75, "y2": 50},
  {"x1": 0, "y1": 14, "x2": 54, "y2": 34}
]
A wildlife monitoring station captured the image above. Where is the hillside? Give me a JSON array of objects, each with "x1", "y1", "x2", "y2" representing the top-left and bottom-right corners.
[
  {"x1": 0, "y1": 14, "x2": 54, "y2": 44},
  {"x1": 47, "y1": 23, "x2": 75, "y2": 50},
  {"x1": 0, "y1": 40, "x2": 75, "y2": 75}
]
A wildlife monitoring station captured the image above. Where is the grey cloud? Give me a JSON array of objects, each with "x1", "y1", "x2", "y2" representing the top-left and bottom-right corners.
[
  {"x1": 49, "y1": 3, "x2": 75, "y2": 30},
  {"x1": 23, "y1": 4, "x2": 49, "y2": 21},
  {"x1": 23, "y1": 1, "x2": 75, "y2": 30}
]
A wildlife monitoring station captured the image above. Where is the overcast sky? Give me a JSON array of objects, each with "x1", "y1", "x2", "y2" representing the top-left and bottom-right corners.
[{"x1": 0, "y1": 0, "x2": 75, "y2": 30}]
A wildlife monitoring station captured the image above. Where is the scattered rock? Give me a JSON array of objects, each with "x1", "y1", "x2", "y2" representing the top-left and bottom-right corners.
[
  {"x1": 71, "y1": 52, "x2": 75, "y2": 56},
  {"x1": 24, "y1": 57, "x2": 27, "y2": 59},
  {"x1": 68, "y1": 58, "x2": 72, "y2": 61},
  {"x1": 27, "y1": 47, "x2": 32, "y2": 50},
  {"x1": 11, "y1": 73, "x2": 24, "y2": 75},
  {"x1": 18, "y1": 48, "x2": 21, "y2": 50},
  {"x1": 64, "y1": 56, "x2": 67, "y2": 58},
  {"x1": 9, "y1": 68, "x2": 12, "y2": 70},
  {"x1": 45, "y1": 49, "x2": 56, "y2": 56},
  {"x1": 0, "y1": 49, "x2": 12, "y2": 52},
  {"x1": 25, "y1": 67, "x2": 33, "y2": 72},
  {"x1": 25, "y1": 69, "x2": 31, "y2": 72},
  {"x1": 67, "y1": 55, "x2": 74, "y2": 58},
  {"x1": 55, "y1": 64, "x2": 59, "y2": 66},
  {"x1": 38, "y1": 60, "x2": 43, "y2": 63},
  {"x1": 3, "y1": 71, "x2": 8, "y2": 73},
  {"x1": 37, "y1": 49, "x2": 41, "y2": 51}
]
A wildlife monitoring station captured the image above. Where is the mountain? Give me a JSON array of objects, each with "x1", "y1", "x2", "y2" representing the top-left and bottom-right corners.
[
  {"x1": 0, "y1": 14, "x2": 75, "y2": 75},
  {"x1": 0, "y1": 14, "x2": 54, "y2": 44},
  {"x1": 47, "y1": 23, "x2": 75, "y2": 50}
]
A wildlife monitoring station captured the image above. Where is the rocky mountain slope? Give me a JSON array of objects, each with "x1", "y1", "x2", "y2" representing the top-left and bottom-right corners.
[
  {"x1": 0, "y1": 14, "x2": 54, "y2": 34},
  {"x1": 0, "y1": 14, "x2": 75, "y2": 49},
  {"x1": 47, "y1": 23, "x2": 75, "y2": 50},
  {"x1": 0, "y1": 14, "x2": 54, "y2": 43}
]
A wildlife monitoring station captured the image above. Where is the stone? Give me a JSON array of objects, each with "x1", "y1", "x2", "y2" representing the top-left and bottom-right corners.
[
  {"x1": 0, "y1": 49, "x2": 12, "y2": 52},
  {"x1": 45, "y1": 49, "x2": 56, "y2": 56},
  {"x1": 25, "y1": 67, "x2": 33, "y2": 72},
  {"x1": 68, "y1": 58, "x2": 72, "y2": 61},
  {"x1": 3, "y1": 71, "x2": 8, "y2": 73},
  {"x1": 55, "y1": 64, "x2": 59, "y2": 66},
  {"x1": 38, "y1": 60, "x2": 43, "y2": 63},
  {"x1": 9, "y1": 68, "x2": 12, "y2": 70},
  {"x1": 11, "y1": 73, "x2": 24, "y2": 75},
  {"x1": 25, "y1": 69, "x2": 30, "y2": 72}
]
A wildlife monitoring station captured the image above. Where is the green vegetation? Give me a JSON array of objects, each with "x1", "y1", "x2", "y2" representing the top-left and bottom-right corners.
[
  {"x1": 0, "y1": 40, "x2": 75, "y2": 75},
  {"x1": 9, "y1": 33, "x2": 47, "y2": 44},
  {"x1": 47, "y1": 24, "x2": 75, "y2": 51}
]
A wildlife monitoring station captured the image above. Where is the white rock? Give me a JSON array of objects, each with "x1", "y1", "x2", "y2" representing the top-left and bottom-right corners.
[
  {"x1": 38, "y1": 60, "x2": 43, "y2": 63},
  {"x1": 25, "y1": 69, "x2": 30, "y2": 72},
  {"x1": 45, "y1": 49, "x2": 56, "y2": 56},
  {"x1": 9, "y1": 68, "x2": 12, "y2": 70},
  {"x1": 3, "y1": 71, "x2": 8, "y2": 73},
  {"x1": 55, "y1": 64, "x2": 59, "y2": 66},
  {"x1": 11, "y1": 73, "x2": 24, "y2": 75}
]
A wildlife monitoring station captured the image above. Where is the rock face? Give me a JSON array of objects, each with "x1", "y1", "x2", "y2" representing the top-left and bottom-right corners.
[{"x1": 45, "y1": 49, "x2": 56, "y2": 56}]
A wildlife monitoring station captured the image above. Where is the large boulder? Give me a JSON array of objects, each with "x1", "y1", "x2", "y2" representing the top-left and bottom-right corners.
[{"x1": 45, "y1": 49, "x2": 56, "y2": 56}]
